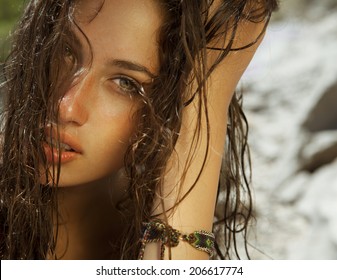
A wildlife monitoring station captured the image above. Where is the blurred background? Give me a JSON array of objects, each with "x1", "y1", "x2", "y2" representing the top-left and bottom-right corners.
[
  {"x1": 241, "y1": 0, "x2": 337, "y2": 259},
  {"x1": 1, "y1": 0, "x2": 337, "y2": 259},
  {"x1": 0, "y1": 0, "x2": 23, "y2": 108},
  {"x1": 0, "y1": 0, "x2": 23, "y2": 62}
]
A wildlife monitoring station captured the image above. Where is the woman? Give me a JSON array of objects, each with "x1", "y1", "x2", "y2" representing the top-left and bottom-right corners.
[{"x1": 0, "y1": 0, "x2": 278, "y2": 259}]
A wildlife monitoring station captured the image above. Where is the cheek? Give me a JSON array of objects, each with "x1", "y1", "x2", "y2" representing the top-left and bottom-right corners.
[
  {"x1": 96, "y1": 126, "x2": 133, "y2": 174},
  {"x1": 98, "y1": 87, "x2": 140, "y2": 119},
  {"x1": 94, "y1": 99, "x2": 140, "y2": 167}
]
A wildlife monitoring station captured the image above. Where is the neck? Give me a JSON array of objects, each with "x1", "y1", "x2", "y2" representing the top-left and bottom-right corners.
[{"x1": 51, "y1": 175, "x2": 128, "y2": 259}]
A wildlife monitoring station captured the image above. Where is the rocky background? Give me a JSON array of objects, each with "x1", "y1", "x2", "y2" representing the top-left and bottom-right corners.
[
  {"x1": 1, "y1": 0, "x2": 337, "y2": 260},
  {"x1": 240, "y1": 0, "x2": 337, "y2": 259}
]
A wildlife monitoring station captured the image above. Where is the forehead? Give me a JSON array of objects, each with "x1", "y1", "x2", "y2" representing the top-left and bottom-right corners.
[
  {"x1": 74, "y1": 0, "x2": 163, "y2": 26},
  {"x1": 73, "y1": 0, "x2": 163, "y2": 72}
]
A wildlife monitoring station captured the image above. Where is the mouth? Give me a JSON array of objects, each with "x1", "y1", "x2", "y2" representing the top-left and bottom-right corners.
[
  {"x1": 46, "y1": 138, "x2": 77, "y2": 152},
  {"x1": 44, "y1": 128, "x2": 83, "y2": 164}
]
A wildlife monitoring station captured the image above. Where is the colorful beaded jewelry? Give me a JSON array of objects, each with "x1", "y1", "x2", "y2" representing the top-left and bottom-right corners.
[{"x1": 138, "y1": 219, "x2": 215, "y2": 260}]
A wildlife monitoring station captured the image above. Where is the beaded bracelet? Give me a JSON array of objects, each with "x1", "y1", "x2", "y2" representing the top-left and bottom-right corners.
[{"x1": 138, "y1": 219, "x2": 215, "y2": 260}]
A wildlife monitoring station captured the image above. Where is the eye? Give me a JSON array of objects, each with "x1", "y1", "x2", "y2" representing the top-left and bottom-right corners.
[
  {"x1": 64, "y1": 45, "x2": 76, "y2": 65},
  {"x1": 64, "y1": 46, "x2": 72, "y2": 57},
  {"x1": 110, "y1": 76, "x2": 143, "y2": 96}
]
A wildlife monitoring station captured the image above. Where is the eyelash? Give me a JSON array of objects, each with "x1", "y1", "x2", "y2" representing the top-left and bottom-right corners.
[
  {"x1": 64, "y1": 45, "x2": 77, "y2": 67},
  {"x1": 63, "y1": 45, "x2": 144, "y2": 97},
  {"x1": 110, "y1": 76, "x2": 144, "y2": 96}
]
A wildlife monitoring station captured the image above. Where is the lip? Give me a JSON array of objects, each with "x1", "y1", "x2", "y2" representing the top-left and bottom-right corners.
[{"x1": 44, "y1": 128, "x2": 83, "y2": 164}]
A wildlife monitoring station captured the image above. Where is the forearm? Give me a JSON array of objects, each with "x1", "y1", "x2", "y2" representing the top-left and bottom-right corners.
[{"x1": 143, "y1": 10, "x2": 270, "y2": 260}]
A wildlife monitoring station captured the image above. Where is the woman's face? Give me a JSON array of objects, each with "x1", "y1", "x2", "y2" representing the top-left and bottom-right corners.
[{"x1": 44, "y1": 0, "x2": 163, "y2": 187}]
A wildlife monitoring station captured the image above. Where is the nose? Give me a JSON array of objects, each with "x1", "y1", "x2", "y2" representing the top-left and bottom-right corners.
[{"x1": 58, "y1": 74, "x2": 92, "y2": 126}]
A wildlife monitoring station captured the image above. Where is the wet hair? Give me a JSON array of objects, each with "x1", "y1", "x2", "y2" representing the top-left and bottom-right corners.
[{"x1": 0, "y1": 0, "x2": 278, "y2": 259}]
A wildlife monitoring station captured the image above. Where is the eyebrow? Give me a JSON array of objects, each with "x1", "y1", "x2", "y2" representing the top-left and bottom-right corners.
[{"x1": 107, "y1": 59, "x2": 156, "y2": 79}]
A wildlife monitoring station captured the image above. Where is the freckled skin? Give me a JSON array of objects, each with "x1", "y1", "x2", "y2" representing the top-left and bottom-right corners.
[{"x1": 51, "y1": 0, "x2": 163, "y2": 187}]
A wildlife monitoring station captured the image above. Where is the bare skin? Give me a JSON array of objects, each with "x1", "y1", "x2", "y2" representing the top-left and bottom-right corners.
[
  {"x1": 49, "y1": 0, "x2": 163, "y2": 259},
  {"x1": 144, "y1": 3, "x2": 268, "y2": 259},
  {"x1": 49, "y1": 0, "x2": 268, "y2": 259}
]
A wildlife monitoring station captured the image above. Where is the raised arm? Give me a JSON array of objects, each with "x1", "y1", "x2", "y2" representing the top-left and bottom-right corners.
[{"x1": 142, "y1": 1, "x2": 275, "y2": 260}]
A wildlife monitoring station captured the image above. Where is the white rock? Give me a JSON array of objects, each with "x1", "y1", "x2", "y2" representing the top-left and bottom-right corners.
[{"x1": 237, "y1": 7, "x2": 337, "y2": 259}]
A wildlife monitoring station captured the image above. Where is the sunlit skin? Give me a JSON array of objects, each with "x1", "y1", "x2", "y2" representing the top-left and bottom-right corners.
[
  {"x1": 40, "y1": 0, "x2": 267, "y2": 260},
  {"x1": 45, "y1": 0, "x2": 162, "y2": 188},
  {"x1": 44, "y1": 0, "x2": 163, "y2": 259}
]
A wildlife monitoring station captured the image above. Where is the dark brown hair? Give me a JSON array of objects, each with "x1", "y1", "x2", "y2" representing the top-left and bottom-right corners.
[{"x1": 0, "y1": 0, "x2": 278, "y2": 259}]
